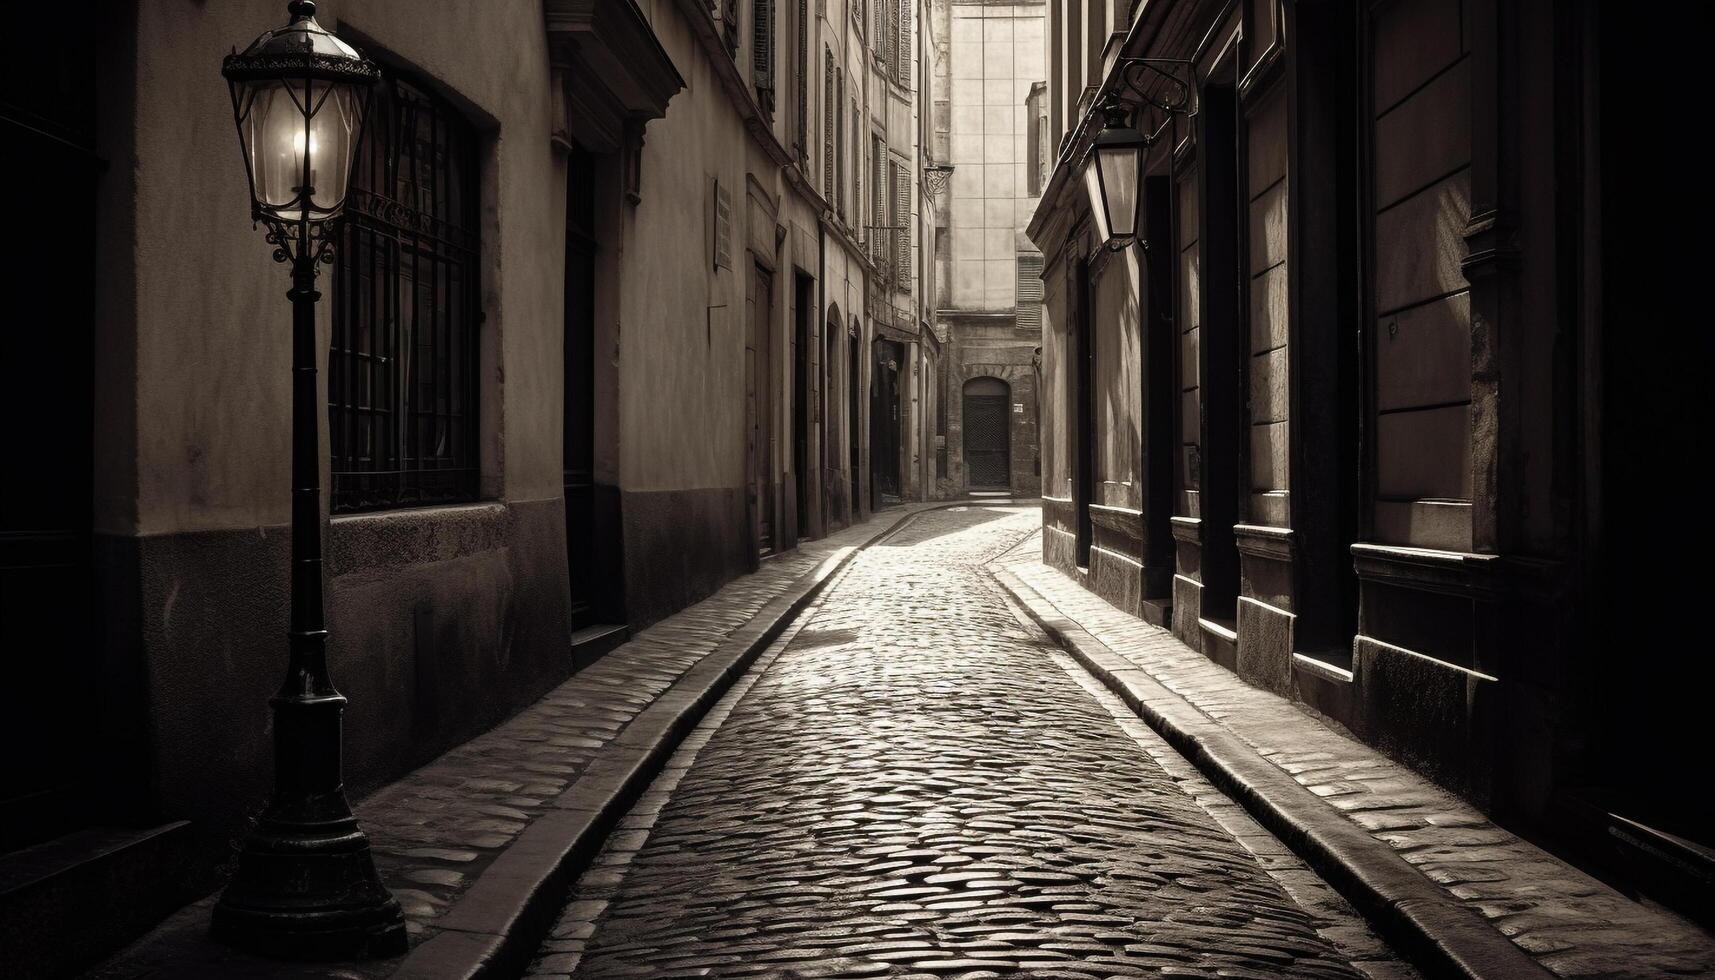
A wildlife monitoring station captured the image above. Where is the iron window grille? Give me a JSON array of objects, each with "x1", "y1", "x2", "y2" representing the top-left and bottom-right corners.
[{"x1": 329, "y1": 72, "x2": 481, "y2": 513}]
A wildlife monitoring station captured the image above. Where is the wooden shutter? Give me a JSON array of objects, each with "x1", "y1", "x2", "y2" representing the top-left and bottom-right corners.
[
  {"x1": 880, "y1": 0, "x2": 894, "y2": 66},
  {"x1": 891, "y1": 159, "x2": 910, "y2": 289},
  {"x1": 752, "y1": 0, "x2": 774, "y2": 115},
  {"x1": 823, "y1": 51, "x2": 835, "y2": 198},
  {"x1": 871, "y1": 137, "x2": 887, "y2": 275},
  {"x1": 896, "y1": 0, "x2": 912, "y2": 88},
  {"x1": 795, "y1": 0, "x2": 808, "y2": 162},
  {"x1": 1016, "y1": 254, "x2": 1044, "y2": 328},
  {"x1": 835, "y1": 70, "x2": 845, "y2": 218}
]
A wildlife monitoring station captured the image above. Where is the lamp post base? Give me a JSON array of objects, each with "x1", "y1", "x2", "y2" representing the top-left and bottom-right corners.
[{"x1": 212, "y1": 809, "x2": 406, "y2": 960}]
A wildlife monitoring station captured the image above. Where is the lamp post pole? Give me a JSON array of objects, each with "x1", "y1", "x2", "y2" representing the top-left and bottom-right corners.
[
  {"x1": 212, "y1": 247, "x2": 404, "y2": 960},
  {"x1": 213, "y1": 2, "x2": 404, "y2": 960}
]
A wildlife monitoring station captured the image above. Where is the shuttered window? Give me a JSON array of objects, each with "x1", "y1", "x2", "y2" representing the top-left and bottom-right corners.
[
  {"x1": 752, "y1": 0, "x2": 774, "y2": 117},
  {"x1": 823, "y1": 50, "x2": 835, "y2": 199},
  {"x1": 850, "y1": 97, "x2": 860, "y2": 221},
  {"x1": 795, "y1": 0, "x2": 808, "y2": 163},
  {"x1": 835, "y1": 70, "x2": 846, "y2": 218},
  {"x1": 890, "y1": 159, "x2": 910, "y2": 289},
  {"x1": 871, "y1": 135, "x2": 888, "y2": 275},
  {"x1": 895, "y1": 0, "x2": 912, "y2": 88},
  {"x1": 1016, "y1": 254, "x2": 1044, "y2": 328}
]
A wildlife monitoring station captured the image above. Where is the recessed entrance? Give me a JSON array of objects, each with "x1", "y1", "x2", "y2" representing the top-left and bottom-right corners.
[{"x1": 962, "y1": 377, "x2": 1012, "y2": 491}]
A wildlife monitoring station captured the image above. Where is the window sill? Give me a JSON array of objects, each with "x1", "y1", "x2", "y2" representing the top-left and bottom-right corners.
[{"x1": 327, "y1": 501, "x2": 509, "y2": 576}]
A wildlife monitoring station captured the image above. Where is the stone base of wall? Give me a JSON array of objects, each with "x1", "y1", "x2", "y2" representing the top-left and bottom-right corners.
[
  {"x1": 1087, "y1": 546, "x2": 1143, "y2": 618},
  {"x1": 622, "y1": 486, "x2": 750, "y2": 629},
  {"x1": 1236, "y1": 596, "x2": 1295, "y2": 697},
  {"x1": 1354, "y1": 635, "x2": 1496, "y2": 808},
  {"x1": 1172, "y1": 573, "x2": 1203, "y2": 653},
  {"x1": 96, "y1": 496, "x2": 576, "y2": 899}
]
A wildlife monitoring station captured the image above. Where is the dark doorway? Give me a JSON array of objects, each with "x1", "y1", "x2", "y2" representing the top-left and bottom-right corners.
[
  {"x1": 870, "y1": 339, "x2": 903, "y2": 501},
  {"x1": 748, "y1": 264, "x2": 776, "y2": 556},
  {"x1": 1194, "y1": 72, "x2": 1242, "y2": 626},
  {"x1": 1, "y1": 16, "x2": 101, "y2": 850},
  {"x1": 1074, "y1": 260, "x2": 1094, "y2": 567},
  {"x1": 962, "y1": 377, "x2": 1012, "y2": 490},
  {"x1": 824, "y1": 307, "x2": 841, "y2": 528},
  {"x1": 793, "y1": 274, "x2": 813, "y2": 542},
  {"x1": 849, "y1": 330, "x2": 861, "y2": 514},
  {"x1": 1584, "y1": 6, "x2": 1712, "y2": 910},
  {"x1": 564, "y1": 151, "x2": 601, "y2": 630},
  {"x1": 1141, "y1": 175, "x2": 1178, "y2": 597}
]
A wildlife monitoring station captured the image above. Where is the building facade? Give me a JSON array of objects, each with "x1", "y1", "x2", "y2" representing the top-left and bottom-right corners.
[
  {"x1": 1030, "y1": 0, "x2": 1710, "y2": 913},
  {"x1": 925, "y1": 0, "x2": 1045, "y2": 498},
  {"x1": 0, "y1": 0, "x2": 935, "y2": 972}
]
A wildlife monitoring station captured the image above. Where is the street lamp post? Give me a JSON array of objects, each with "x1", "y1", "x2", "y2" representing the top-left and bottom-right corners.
[{"x1": 212, "y1": 1, "x2": 405, "y2": 960}]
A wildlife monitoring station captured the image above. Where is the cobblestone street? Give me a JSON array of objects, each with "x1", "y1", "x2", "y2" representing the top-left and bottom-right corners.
[{"x1": 527, "y1": 506, "x2": 1403, "y2": 979}]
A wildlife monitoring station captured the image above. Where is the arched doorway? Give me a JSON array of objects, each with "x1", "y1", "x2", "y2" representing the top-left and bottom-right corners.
[{"x1": 963, "y1": 376, "x2": 1012, "y2": 491}]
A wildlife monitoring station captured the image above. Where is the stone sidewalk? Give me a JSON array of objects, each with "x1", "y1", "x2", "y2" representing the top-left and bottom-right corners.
[
  {"x1": 88, "y1": 502, "x2": 973, "y2": 980},
  {"x1": 994, "y1": 532, "x2": 1715, "y2": 980}
]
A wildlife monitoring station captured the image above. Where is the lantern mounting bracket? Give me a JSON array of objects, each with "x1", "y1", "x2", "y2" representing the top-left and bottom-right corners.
[{"x1": 1109, "y1": 57, "x2": 1197, "y2": 124}]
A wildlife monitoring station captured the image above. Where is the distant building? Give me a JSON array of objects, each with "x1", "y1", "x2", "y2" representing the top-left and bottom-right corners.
[
  {"x1": 1030, "y1": 0, "x2": 1710, "y2": 918},
  {"x1": 924, "y1": 0, "x2": 1044, "y2": 498}
]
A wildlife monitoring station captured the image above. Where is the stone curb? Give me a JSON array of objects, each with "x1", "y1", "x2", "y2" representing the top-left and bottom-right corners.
[
  {"x1": 392, "y1": 499, "x2": 1028, "y2": 979},
  {"x1": 993, "y1": 566, "x2": 1557, "y2": 980}
]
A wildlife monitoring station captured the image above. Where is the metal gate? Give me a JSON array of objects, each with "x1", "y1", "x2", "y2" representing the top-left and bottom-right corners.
[{"x1": 963, "y1": 377, "x2": 1011, "y2": 490}]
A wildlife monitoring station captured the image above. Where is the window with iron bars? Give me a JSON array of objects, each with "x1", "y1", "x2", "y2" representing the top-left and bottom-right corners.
[{"x1": 330, "y1": 73, "x2": 481, "y2": 513}]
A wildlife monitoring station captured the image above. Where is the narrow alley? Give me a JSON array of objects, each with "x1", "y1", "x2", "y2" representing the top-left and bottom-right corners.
[
  {"x1": 528, "y1": 506, "x2": 1393, "y2": 979},
  {"x1": 7, "y1": 1, "x2": 1713, "y2": 978}
]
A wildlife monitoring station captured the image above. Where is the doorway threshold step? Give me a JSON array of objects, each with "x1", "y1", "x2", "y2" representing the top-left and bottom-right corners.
[
  {"x1": 571, "y1": 623, "x2": 629, "y2": 670},
  {"x1": 0, "y1": 821, "x2": 193, "y2": 978}
]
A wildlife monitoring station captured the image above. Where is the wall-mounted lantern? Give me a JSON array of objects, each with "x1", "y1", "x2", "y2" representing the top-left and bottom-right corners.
[{"x1": 1082, "y1": 58, "x2": 1197, "y2": 252}]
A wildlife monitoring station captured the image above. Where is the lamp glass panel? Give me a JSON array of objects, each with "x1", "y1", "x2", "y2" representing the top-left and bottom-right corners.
[
  {"x1": 1096, "y1": 143, "x2": 1140, "y2": 240},
  {"x1": 1082, "y1": 160, "x2": 1112, "y2": 244},
  {"x1": 240, "y1": 78, "x2": 362, "y2": 222}
]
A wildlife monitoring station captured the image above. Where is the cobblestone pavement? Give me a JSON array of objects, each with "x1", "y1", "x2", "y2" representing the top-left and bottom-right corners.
[
  {"x1": 356, "y1": 509, "x2": 911, "y2": 939},
  {"x1": 529, "y1": 506, "x2": 1407, "y2": 979},
  {"x1": 999, "y1": 534, "x2": 1715, "y2": 980},
  {"x1": 88, "y1": 506, "x2": 929, "y2": 980}
]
